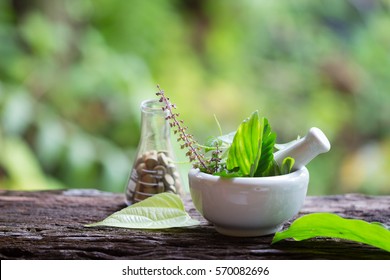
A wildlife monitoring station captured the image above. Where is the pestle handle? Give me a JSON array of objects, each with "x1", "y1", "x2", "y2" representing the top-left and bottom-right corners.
[{"x1": 274, "y1": 127, "x2": 331, "y2": 170}]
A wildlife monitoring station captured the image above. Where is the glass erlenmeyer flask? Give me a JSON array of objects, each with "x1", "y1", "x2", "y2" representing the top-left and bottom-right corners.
[{"x1": 125, "y1": 99, "x2": 183, "y2": 204}]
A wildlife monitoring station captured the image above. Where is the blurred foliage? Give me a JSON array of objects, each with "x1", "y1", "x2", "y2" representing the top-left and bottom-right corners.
[{"x1": 0, "y1": 0, "x2": 389, "y2": 194}]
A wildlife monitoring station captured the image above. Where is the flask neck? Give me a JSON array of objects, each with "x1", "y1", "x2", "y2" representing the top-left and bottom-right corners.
[{"x1": 139, "y1": 99, "x2": 171, "y2": 152}]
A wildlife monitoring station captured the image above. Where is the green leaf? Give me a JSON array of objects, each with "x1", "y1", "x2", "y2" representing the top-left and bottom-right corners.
[
  {"x1": 85, "y1": 193, "x2": 200, "y2": 229},
  {"x1": 214, "y1": 168, "x2": 243, "y2": 178},
  {"x1": 201, "y1": 132, "x2": 234, "y2": 154},
  {"x1": 226, "y1": 111, "x2": 277, "y2": 177},
  {"x1": 226, "y1": 111, "x2": 263, "y2": 176},
  {"x1": 255, "y1": 118, "x2": 276, "y2": 176},
  {"x1": 203, "y1": 136, "x2": 223, "y2": 153},
  {"x1": 272, "y1": 213, "x2": 390, "y2": 252},
  {"x1": 218, "y1": 131, "x2": 236, "y2": 145},
  {"x1": 280, "y1": 157, "x2": 295, "y2": 175}
]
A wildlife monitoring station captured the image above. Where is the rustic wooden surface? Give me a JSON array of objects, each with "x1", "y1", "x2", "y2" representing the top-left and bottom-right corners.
[{"x1": 0, "y1": 189, "x2": 389, "y2": 260}]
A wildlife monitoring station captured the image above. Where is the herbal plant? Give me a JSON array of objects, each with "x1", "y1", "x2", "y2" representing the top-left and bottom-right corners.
[{"x1": 156, "y1": 85, "x2": 294, "y2": 177}]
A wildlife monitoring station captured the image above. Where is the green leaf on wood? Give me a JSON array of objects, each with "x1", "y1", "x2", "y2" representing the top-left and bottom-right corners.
[
  {"x1": 85, "y1": 193, "x2": 200, "y2": 229},
  {"x1": 272, "y1": 213, "x2": 390, "y2": 252}
]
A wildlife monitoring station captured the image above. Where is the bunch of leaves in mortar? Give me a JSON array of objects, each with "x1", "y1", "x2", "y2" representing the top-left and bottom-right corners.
[{"x1": 156, "y1": 85, "x2": 294, "y2": 177}]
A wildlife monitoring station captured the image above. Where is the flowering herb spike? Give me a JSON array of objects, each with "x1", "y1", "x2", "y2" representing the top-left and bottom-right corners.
[{"x1": 156, "y1": 85, "x2": 210, "y2": 173}]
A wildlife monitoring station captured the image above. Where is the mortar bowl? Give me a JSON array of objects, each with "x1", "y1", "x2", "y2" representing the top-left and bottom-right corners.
[{"x1": 188, "y1": 168, "x2": 309, "y2": 237}]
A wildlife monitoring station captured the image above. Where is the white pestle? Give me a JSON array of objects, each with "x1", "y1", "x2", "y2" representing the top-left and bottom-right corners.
[{"x1": 274, "y1": 127, "x2": 331, "y2": 170}]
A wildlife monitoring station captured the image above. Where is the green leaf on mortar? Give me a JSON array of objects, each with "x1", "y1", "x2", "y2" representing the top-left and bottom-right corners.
[
  {"x1": 85, "y1": 193, "x2": 200, "y2": 229},
  {"x1": 280, "y1": 157, "x2": 295, "y2": 175},
  {"x1": 255, "y1": 118, "x2": 276, "y2": 177},
  {"x1": 272, "y1": 213, "x2": 390, "y2": 252},
  {"x1": 226, "y1": 111, "x2": 263, "y2": 176}
]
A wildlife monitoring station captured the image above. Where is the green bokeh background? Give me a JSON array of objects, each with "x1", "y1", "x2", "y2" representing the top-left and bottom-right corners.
[{"x1": 1, "y1": 0, "x2": 389, "y2": 195}]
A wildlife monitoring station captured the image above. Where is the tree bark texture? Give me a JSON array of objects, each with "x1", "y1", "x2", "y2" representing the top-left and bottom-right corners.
[{"x1": 0, "y1": 190, "x2": 389, "y2": 259}]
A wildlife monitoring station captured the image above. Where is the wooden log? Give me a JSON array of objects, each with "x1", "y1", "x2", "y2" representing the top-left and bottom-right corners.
[{"x1": 0, "y1": 189, "x2": 389, "y2": 260}]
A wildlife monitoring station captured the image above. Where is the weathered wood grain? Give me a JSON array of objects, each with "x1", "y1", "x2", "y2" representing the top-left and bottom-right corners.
[{"x1": 0, "y1": 189, "x2": 389, "y2": 259}]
